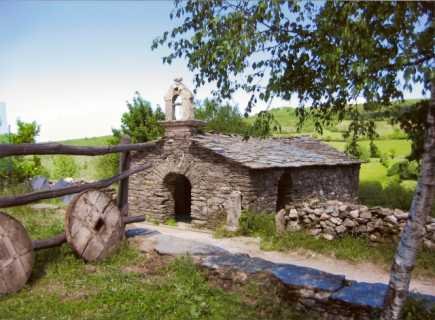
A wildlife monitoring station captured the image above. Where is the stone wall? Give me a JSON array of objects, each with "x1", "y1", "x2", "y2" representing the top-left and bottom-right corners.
[
  {"x1": 129, "y1": 125, "x2": 360, "y2": 227},
  {"x1": 276, "y1": 199, "x2": 435, "y2": 250}
]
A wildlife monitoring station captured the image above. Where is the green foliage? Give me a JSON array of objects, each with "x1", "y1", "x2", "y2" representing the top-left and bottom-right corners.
[
  {"x1": 387, "y1": 159, "x2": 419, "y2": 181},
  {"x1": 359, "y1": 179, "x2": 415, "y2": 211},
  {"x1": 195, "y1": 99, "x2": 249, "y2": 135},
  {"x1": 52, "y1": 156, "x2": 78, "y2": 179},
  {"x1": 380, "y1": 152, "x2": 391, "y2": 168},
  {"x1": 154, "y1": 1, "x2": 432, "y2": 141},
  {"x1": 0, "y1": 120, "x2": 45, "y2": 184},
  {"x1": 164, "y1": 217, "x2": 177, "y2": 226},
  {"x1": 95, "y1": 153, "x2": 119, "y2": 180},
  {"x1": 344, "y1": 139, "x2": 369, "y2": 161},
  {"x1": 390, "y1": 100, "x2": 430, "y2": 162},
  {"x1": 112, "y1": 91, "x2": 165, "y2": 143},
  {"x1": 369, "y1": 140, "x2": 381, "y2": 158},
  {"x1": 402, "y1": 298, "x2": 435, "y2": 320},
  {"x1": 247, "y1": 110, "x2": 281, "y2": 139}
]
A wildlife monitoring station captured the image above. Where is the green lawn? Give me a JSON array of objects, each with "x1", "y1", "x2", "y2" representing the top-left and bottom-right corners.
[{"x1": 1, "y1": 206, "x2": 315, "y2": 320}]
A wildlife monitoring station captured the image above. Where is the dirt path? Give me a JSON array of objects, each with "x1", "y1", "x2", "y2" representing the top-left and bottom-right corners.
[{"x1": 131, "y1": 222, "x2": 435, "y2": 296}]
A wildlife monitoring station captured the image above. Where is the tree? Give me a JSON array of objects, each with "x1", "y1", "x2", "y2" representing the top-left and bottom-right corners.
[
  {"x1": 195, "y1": 98, "x2": 249, "y2": 134},
  {"x1": 153, "y1": 1, "x2": 434, "y2": 318},
  {"x1": 112, "y1": 91, "x2": 165, "y2": 143},
  {"x1": 0, "y1": 120, "x2": 45, "y2": 183},
  {"x1": 195, "y1": 98, "x2": 281, "y2": 137}
]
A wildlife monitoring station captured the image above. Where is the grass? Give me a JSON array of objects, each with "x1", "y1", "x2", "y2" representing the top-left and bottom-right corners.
[
  {"x1": 236, "y1": 212, "x2": 435, "y2": 279},
  {"x1": 1, "y1": 205, "x2": 315, "y2": 320}
]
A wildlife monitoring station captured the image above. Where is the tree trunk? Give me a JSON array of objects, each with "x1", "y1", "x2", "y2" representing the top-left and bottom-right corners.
[{"x1": 381, "y1": 83, "x2": 435, "y2": 319}]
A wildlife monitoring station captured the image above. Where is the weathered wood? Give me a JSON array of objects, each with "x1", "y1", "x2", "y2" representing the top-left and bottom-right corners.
[
  {"x1": 0, "y1": 141, "x2": 157, "y2": 158},
  {"x1": 117, "y1": 136, "x2": 131, "y2": 216},
  {"x1": 122, "y1": 215, "x2": 145, "y2": 224},
  {"x1": 0, "y1": 212, "x2": 33, "y2": 295},
  {"x1": 0, "y1": 164, "x2": 151, "y2": 209},
  {"x1": 32, "y1": 215, "x2": 143, "y2": 251},
  {"x1": 65, "y1": 190, "x2": 123, "y2": 262},
  {"x1": 32, "y1": 233, "x2": 67, "y2": 251}
]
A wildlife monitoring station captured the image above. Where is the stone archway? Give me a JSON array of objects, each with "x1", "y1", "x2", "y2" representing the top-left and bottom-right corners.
[
  {"x1": 164, "y1": 78, "x2": 195, "y2": 121},
  {"x1": 276, "y1": 172, "x2": 293, "y2": 211},
  {"x1": 163, "y1": 172, "x2": 192, "y2": 222}
]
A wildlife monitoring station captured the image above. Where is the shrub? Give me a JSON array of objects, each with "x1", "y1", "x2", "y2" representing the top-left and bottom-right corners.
[
  {"x1": 369, "y1": 140, "x2": 380, "y2": 158},
  {"x1": 239, "y1": 211, "x2": 276, "y2": 237},
  {"x1": 344, "y1": 140, "x2": 370, "y2": 161},
  {"x1": 387, "y1": 159, "x2": 419, "y2": 180},
  {"x1": 52, "y1": 156, "x2": 78, "y2": 179},
  {"x1": 0, "y1": 120, "x2": 45, "y2": 184},
  {"x1": 96, "y1": 153, "x2": 119, "y2": 180},
  {"x1": 380, "y1": 152, "x2": 390, "y2": 168}
]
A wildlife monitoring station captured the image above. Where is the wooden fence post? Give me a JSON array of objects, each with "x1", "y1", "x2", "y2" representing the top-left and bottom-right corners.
[{"x1": 117, "y1": 136, "x2": 131, "y2": 217}]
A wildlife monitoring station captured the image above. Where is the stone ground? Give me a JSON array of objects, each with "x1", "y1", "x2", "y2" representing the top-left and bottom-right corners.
[{"x1": 127, "y1": 222, "x2": 435, "y2": 296}]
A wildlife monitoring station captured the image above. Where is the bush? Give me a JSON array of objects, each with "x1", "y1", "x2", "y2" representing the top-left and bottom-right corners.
[
  {"x1": 380, "y1": 152, "x2": 390, "y2": 168},
  {"x1": 96, "y1": 153, "x2": 119, "y2": 180},
  {"x1": 387, "y1": 159, "x2": 419, "y2": 180},
  {"x1": 239, "y1": 211, "x2": 276, "y2": 237},
  {"x1": 0, "y1": 120, "x2": 45, "y2": 184},
  {"x1": 344, "y1": 140, "x2": 370, "y2": 161},
  {"x1": 369, "y1": 140, "x2": 380, "y2": 158},
  {"x1": 52, "y1": 156, "x2": 78, "y2": 179}
]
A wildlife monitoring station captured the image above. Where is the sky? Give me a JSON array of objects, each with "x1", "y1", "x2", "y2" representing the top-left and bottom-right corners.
[{"x1": 0, "y1": 1, "x2": 428, "y2": 142}]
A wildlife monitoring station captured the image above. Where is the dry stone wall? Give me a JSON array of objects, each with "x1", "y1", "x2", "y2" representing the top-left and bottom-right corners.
[{"x1": 276, "y1": 199, "x2": 435, "y2": 250}]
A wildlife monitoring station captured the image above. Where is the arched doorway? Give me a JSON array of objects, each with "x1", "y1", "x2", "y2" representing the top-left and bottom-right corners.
[
  {"x1": 276, "y1": 172, "x2": 292, "y2": 212},
  {"x1": 163, "y1": 173, "x2": 192, "y2": 222}
]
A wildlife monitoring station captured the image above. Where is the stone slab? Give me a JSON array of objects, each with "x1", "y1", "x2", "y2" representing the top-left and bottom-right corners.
[
  {"x1": 330, "y1": 281, "x2": 387, "y2": 309},
  {"x1": 202, "y1": 253, "x2": 276, "y2": 274},
  {"x1": 272, "y1": 265, "x2": 346, "y2": 292},
  {"x1": 154, "y1": 234, "x2": 229, "y2": 256}
]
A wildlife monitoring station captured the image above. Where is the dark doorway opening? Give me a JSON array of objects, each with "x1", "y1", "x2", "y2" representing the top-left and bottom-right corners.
[
  {"x1": 164, "y1": 173, "x2": 192, "y2": 222},
  {"x1": 276, "y1": 172, "x2": 292, "y2": 212}
]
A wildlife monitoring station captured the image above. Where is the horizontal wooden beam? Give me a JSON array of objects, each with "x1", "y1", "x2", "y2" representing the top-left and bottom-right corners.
[
  {"x1": 0, "y1": 141, "x2": 157, "y2": 158},
  {"x1": 32, "y1": 233, "x2": 66, "y2": 251},
  {"x1": 0, "y1": 164, "x2": 150, "y2": 208},
  {"x1": 32, "y1": 215, "x2": 146, "y2": 251}
]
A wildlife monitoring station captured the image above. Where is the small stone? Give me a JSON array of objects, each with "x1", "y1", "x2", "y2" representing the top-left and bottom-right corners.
[
  {"x1": 393, "y1": 209, "x2": 408, "y2": 220},
  {"x1": 335, "y1": 225, "x2": 346, "y2": 234},
  {"x1": 360, "y1": 211, "x2": 372, "y2": 220},
  {"x1": 310, "y1": 228, "x2": 322, "y2": 236},
  {"x1": 287, "y1": 221, "x2": 301, "y2": 232},
  {"x1": 288, "y1": 208, "x2": 298, "y2": 219},
  {"x1": 339, "y1": 205, "x2": 348, "y2": 212},
  {"x1": 325, "y1": 206, "x2": 334, "y2": 214},
  {"x1": 385, "y1": 215, "x2": 398, "y2": 225},
  {"x1": 314, "y1": 208, "x2": 323, "y2": 216},
  {"x1": 275, "y1": 209, "x2": 287, "y2": 235},
  {"x1": 367, "y1": 222, "x2": 375, "y2": 232},
  {"x1": 369, "y1": 234, "x2": 378, "y2": 242},
  {"x1": 322, "y1": 233, "x2": 334, "y2": 241},
  {"x1": 426, "y1": 223, "x2": 435, "y2": 232},
  {"x1": 424, "y1": 240, "x2": 435, "y2": 250},
  {"x1": 330, "y1": 217, "x2": 343, "y2": 225},
  {"x1": 320, "y1": 213, "x2": 329, "y2": 221},
  {"x1": 343, "y1": 218, "x2": 356, "y2": 228},
  {"x1": 348, "y1": 210, "x2": 359, "y2": 219}
]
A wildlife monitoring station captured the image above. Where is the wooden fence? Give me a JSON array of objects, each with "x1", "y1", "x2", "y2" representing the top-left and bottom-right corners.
[{"x1": 0, "y1": 138, "x2": 155, "y2": 251}]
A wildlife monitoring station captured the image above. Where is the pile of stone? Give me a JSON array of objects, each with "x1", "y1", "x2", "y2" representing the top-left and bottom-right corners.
[{"x1": 275, "y1": 199, "x2": 435, "y2": 250}]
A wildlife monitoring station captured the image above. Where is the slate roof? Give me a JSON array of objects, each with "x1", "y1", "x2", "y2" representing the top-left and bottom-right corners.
[{"x1": 192, "y1": 134, "x2": 361, "y2": 169}]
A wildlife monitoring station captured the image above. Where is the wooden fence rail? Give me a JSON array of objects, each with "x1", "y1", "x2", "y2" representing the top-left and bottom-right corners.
[
  {"x1": 0, "y1": 141, "x2": 157, "y2": 157},
  {"x1": 0, "y1": 164, "x2": 151, "y2": 208}
]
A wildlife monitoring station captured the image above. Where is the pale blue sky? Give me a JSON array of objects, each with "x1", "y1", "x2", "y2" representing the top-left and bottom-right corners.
[{"x1": 0, "y1": 1, "x2": 428, "y2": 141}]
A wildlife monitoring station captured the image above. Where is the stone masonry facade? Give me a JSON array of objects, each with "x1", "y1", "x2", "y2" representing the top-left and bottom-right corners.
[{"x1": 128, "y1": 80, "x2": 360, "y2": 227}]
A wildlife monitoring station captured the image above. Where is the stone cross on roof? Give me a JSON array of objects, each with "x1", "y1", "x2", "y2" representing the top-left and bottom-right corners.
[{"x1": 164, "y1": 78, "x2": 195, "y2": 121}]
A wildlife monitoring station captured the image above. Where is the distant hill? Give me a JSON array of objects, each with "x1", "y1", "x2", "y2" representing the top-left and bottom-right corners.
[{"x1": 245, "y1": 99, "x2": 423, "y2": 141}]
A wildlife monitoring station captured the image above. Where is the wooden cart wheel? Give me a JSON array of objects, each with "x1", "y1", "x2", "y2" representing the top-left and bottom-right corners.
[
  {"x1": 0, "y1": 212, "x2": 33, "y2": 295},
  {"x1": 65, "y1": 190, "x2": 123, "y2": 262}
]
